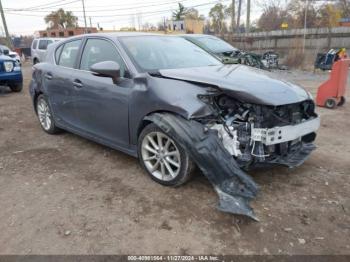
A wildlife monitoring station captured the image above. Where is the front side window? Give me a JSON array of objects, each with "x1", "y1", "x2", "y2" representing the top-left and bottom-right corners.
[
  {"x1": 119, "y1": 36, "x2": 221, "y2": 71},
  {"x1": 57, "y1": 39, "x2": 82, "y2": 68},
  {"x1": 80, "y1": 38, "x2": 127, "y2": 77}
]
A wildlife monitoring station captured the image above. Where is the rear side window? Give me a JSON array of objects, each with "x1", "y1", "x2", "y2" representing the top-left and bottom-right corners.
[
  {"x1": 57, "y1": 39, "x2": 82, "y2": 68},
  {"x1": 38, "y1": 40, "x2": 49, "y2": 50},
  {"x1": 80, "y1": 38, "x2": 127, "y2": 77},
  {"x1": 32, "y1": 40, "x2": 38, "y2": 49}
]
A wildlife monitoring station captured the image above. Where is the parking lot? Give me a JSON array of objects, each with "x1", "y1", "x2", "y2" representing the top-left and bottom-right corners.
[{"x1": 0, "y1": 63, "x2": 349, "y2": 254}]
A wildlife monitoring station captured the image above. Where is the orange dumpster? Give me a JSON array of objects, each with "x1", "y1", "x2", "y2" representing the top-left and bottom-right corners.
[{"x1": 316, "y1": 58, "x2": 349, "y2": 109}]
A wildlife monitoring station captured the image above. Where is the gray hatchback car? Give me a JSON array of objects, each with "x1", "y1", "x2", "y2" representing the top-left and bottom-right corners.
[{"x1": 29, "y1": 33, "x2": 320, "y2": 219}]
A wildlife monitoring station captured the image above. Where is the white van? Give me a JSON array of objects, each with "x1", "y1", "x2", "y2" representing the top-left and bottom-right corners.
[{"x1": 31, "y1": 38, "x2": 64, "y2": 64}]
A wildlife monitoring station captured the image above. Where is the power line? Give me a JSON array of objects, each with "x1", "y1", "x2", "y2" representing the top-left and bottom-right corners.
[
  {"x1": 5, "y1": 0, "x2": 181, "y2": 11},
  {"x1": 5, "y1": 0, "x2": 228, "y2": 19},
  {"x1": 99, "y1": 1, "x2": 228, "y2": 23},
  {"x1": 6, "y1": 0, "x2": 81, "y2": 11},
  {"x1": 5, "y1": 0, "x2": 193, "y2": 13}
]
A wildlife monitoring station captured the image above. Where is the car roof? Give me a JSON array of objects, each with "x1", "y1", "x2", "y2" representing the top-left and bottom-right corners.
[
  {"x1": 179, "y1": 34, "x2": 217, "y2": 38},
  {"x1": 86, "y1": 32, "x2": 162, "y2": 37},
  {"x1": 52, "y1": 32, "x2": 167, "y2": 42},
  {"x1": 34, "y1": 37, "x2": 65, "y2": 41}
]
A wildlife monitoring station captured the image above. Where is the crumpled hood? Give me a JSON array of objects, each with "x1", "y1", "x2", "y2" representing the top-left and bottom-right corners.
[{"x1": 158, "y1": 64, "x2": 310, "y2": 106}]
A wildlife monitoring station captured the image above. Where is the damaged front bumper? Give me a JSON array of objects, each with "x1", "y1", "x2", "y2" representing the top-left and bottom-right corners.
[
  {"x1": 146, "y1": 111, "x2": 319, "y2": 221},
  {"x1": 146, "y1": 113, "x2": 259, "y2": 220},
  {"x1": 251, "y1": 117, "x2": 320, "y2": 146}
]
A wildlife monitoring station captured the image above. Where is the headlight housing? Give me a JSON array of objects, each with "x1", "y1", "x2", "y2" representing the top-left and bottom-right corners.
[{"x1": 4, "y1": 61, "x2": 14, "y2": 72}]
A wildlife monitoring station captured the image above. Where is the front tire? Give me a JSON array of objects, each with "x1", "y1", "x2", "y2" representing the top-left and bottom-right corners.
[
  {"x1": 9, "y1": 83, "x2": 23, "y2": 92},
  {"x1": 36, "y1": 95, "x2": 61, "y2": 134},
  {"x1": 138, "y1": 123, "x2": 194, "y2": 187}
]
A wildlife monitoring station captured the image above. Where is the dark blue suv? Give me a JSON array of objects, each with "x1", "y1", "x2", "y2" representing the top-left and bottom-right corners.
[{"x1": 0, "y1": 45, "x2": 23, "y2": 92}]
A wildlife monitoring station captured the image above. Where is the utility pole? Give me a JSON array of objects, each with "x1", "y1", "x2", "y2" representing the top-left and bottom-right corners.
[
  {"x1": 246, "y1": 0, "x2": 251, "y2": 33},
  {"x1": 0, "y1": 0, "x2": 12, "y2": 49},
  {"x1": 236, "y1": 0, "x2": 242, "y2": 33},
  {"x1": 163, "y1": 17, "x2": 167, "y2": 34},
  {"x1": 89, "y1": 17, "x2": 92, "y2": 28},
  {"x1": 231, "y1": 0, "x2": 235, "y2": 33},
  {"x1": 303, "y1": 0, "x2": 309, "y2": 53},
  {"x1": 82, "y1": 0, "x2": 88, "y2": 33}
]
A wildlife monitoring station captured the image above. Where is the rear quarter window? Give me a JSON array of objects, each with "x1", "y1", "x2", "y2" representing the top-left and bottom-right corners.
[
  {"x1": 32, "y1": 40, "x2": 38, "y2": 49},
  {"x1": 57, "y1": 39, "x2": 82, "y2": 68}
]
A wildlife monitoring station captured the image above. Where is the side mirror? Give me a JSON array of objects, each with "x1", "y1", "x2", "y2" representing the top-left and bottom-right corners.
[
  {"x1": 90, "y1": 61, "x2": 121, "y2": 83},
  {"x1": 3, "y1": 49, "x2": 9, "y2": 56}
]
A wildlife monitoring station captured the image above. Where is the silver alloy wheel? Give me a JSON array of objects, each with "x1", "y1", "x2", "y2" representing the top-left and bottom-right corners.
[
  {"x1": 37, "y1": 98, "x2": 52, "y2": 131},
  {"x1": 141, "y1": 131, "x2": 181, "y2": 181}
]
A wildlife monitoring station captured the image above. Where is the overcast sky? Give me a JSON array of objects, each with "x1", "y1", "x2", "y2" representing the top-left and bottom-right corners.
[{"x1": 2, "y1": 0, "x2": 263, "y2": 36}]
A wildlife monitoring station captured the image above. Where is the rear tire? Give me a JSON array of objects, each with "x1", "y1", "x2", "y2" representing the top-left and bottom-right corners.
[
  {"x1": 36, "y1": 95, "x2": 61, "y2": 134},
  {"x1": 338, "y1": 96, "x2": 346, "y2": 107},
  {"x1": 9, "y1": 83, "x2": 23, "y2": 92},
  {"x1": 138, "y1": 123, "x2": 194, "y2": 187},
  {"x1": 325, "y1": 98, "x2": 337, "y2": 109}
]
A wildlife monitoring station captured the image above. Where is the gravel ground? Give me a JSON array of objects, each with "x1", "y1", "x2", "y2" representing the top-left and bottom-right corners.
[{"x1": 0, "y1": 63, "x2": 349, "y2": 255}]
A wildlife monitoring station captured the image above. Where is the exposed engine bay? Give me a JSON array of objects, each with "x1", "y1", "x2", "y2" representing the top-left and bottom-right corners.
[
  {"x1": 197, "y1": 94, "x2": 320, "y2": 170},
  {"x1": 146, "y1": 92, "x2": 320, "y2": 221},
  {"x1": 146, "y1": 68, "x2": 321, "y2": 221}
]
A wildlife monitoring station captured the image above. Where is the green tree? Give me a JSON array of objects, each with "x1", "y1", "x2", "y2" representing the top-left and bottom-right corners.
[
  {"x1": 44, "y1": 8, "x2": 78, "y2": 29},
  {"x1": 209, "y1": 3, "x2": 227, "y2": 33},
  {"x1": 172, "y1": 3, "x2": 187, "y2": 20}
]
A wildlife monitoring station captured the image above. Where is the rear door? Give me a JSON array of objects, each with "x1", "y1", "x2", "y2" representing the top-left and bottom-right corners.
[
  {"x1": 71, "y1": 37, "x2": 132, "y2": 147},
  {"x1": 44, "y1": 39, "x2": 83, "y2": 128}
]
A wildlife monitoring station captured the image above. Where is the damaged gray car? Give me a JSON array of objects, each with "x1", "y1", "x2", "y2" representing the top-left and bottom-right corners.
[{"x1": 29, "y1": 33, "x2": 320, "y2": 220}]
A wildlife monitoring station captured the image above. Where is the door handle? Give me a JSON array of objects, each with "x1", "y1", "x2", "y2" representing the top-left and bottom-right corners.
[
  {"x1": 45, "y1": 73, "x2": 53, "y2": 80},
  {"x1": 73, "y1": 79, "x2": 83, "y2": 88}
]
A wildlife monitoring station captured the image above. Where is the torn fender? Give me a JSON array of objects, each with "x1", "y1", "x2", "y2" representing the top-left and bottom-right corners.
[{"x1": 145, "y1": 113, "x2": 259, "y2": 221}]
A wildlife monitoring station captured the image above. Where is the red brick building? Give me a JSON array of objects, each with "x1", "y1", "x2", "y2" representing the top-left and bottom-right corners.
[
  {"x1": 339, "y1": 18, "x2": 350, "y2": 27},
  {"x1": 38, "y1": 27, "x2": 98, "y2": 38}
]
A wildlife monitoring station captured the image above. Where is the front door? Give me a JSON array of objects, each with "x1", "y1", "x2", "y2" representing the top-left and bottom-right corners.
[{"x1": 72, "y1": 38, "x2": 132, "y2": 148}]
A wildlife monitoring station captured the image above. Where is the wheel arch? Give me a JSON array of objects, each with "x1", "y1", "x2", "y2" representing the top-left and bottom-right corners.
[{"x1": 136, "y1": 110, "x2": 186, "y2": 143}]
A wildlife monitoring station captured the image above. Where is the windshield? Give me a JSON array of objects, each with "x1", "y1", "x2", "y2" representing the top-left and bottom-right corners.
[
  {"x1": 0, "y1": 45, "x2": 10, "y2": 55},
  {"x1": 119, "y1": 36, "x2": 221, "y2": 71},
  {"x1": 196, "y1": 36, "x2": 237, "y2": 53}
]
